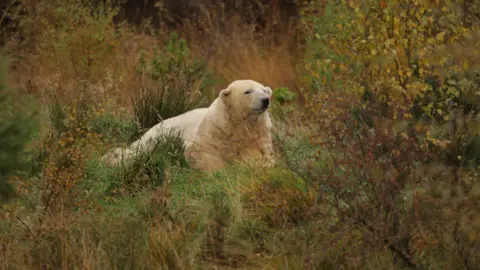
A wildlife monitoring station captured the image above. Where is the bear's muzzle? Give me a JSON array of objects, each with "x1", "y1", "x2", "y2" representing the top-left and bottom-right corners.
[{"x1": 261, "y1": 98, "x2": 270, "y2": 111}]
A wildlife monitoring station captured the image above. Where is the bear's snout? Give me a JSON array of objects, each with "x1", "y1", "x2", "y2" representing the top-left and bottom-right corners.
[{"x1": 261, "y1": 98, "x2": 270, "y2": 111}]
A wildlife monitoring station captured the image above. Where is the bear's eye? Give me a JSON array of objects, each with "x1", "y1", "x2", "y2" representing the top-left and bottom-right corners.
[{"x1": 244, "y1": 89, "x2": 253, "y2": 95}]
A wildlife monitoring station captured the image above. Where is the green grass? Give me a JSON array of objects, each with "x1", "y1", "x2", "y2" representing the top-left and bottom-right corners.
[
  {"x1": 89, "y1": 112, "x2": 141, "y2": 144},
  {"x1": 1, "y1": 106, "x2": 466, "y2": 269}
]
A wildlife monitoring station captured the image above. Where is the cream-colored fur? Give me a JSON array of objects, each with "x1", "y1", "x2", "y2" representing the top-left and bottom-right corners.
[{"x1": 102, "y1": 79, "x2": 275, "y2": 172}]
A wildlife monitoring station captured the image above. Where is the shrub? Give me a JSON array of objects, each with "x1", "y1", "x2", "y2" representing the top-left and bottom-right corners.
[
  {"x1": 273, "y1": 87, "x2": 296, "y2": 104},
  {"x1": 0, "y1": 56, "x2": 37, "y2": 203},
  {"x1": 133, "y1": 32, "x2": 217, "y2": 131},
  {"x1": 299, "y1": 0, "x2": 480, "y2": 268},
  {"x1": 89, "y1": 111, "x2": 140, "y2": 145},
  {"x1": 167, "y1": 165, "x2": 319, "y2": 267},
  {"x1": 119, "y1": 129, "x2": 189, "y2": 189},
  {"x1": 11, "y1": 0, "x2": 123, "y2": 79},
  {"x1": 81, "y1": 129, "x2": 189, "y2": 200},
  {"x1": 4, "y1": 0, "x2": 142, "y2": 114}
]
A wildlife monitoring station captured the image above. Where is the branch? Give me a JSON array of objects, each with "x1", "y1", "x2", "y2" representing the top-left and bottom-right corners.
[{"x1": 357, "y1": 218, "x2": 420, "y2": 269}]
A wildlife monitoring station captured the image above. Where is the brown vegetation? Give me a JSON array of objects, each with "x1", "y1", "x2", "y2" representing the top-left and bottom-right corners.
[{"x1": 0, "y1": 0, "x2": 479, "y2": 269}]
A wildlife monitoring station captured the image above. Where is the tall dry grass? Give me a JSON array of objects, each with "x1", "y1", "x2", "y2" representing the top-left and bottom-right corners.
[
  {"x1": 5, "y1": 0, "x2": 300, "y2": 113},
  {"x1": 179, "y1": 7, "x2": 299, "y2": 91},
  {"x1": 0, "y1": 1, "x2": 307, "y2": 269}
]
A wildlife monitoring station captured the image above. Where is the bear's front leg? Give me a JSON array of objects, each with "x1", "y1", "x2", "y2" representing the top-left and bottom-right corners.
[
  {"x1": 260, "y1": 134, "x2": 276, "y2": 168},
  {"x1": 186, "y1": 146, "x2": 226, "y2": 172}
]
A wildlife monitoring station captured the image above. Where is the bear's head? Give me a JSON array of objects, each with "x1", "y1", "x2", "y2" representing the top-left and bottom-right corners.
[{"x1": 219, "y1": 80, "x2": 273, "y2": 119}]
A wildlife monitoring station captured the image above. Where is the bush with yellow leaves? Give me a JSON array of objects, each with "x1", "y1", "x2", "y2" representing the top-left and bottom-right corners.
[{"x1": 298, "y1": 0, "x2": 480, "y2": 268}]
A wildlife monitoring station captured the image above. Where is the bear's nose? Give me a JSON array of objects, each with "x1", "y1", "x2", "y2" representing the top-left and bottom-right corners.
[{"x1": 261, "y1": 98, "x2": 270, "y2": 110}]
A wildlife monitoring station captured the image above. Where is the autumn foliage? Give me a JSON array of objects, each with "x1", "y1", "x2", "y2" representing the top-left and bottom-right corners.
[
  {"x1": 0, "y1": 0, "x2": 479, "y2": 269},
  {"x1": 298, "y1": 0, "x2": 480, "y2": 268}
]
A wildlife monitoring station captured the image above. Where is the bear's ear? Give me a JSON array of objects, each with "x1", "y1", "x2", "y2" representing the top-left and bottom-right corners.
[
  {"x1": 264, "y1": 87, "x2": 273, "y2": 97},
  {"x1": 219, "y1": 88, "x2": 231, "y2": 100}
]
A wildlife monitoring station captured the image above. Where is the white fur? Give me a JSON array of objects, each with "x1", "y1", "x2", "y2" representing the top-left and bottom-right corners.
[{"x1": 102, "y1": 79, "x2": 275, "y2": 171}]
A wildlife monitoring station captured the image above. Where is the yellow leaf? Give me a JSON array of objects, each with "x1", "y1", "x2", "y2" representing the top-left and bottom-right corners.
[
  {"x1": 447, "y1": 87, "x2": 459, "y2": 97},
  {"x1": 419, "y1": 67, "x2": 425, "y2": 75},
  {"x1": 393, "y1": 17, "x2": 400, "y2": 35},
  {"x1": 359, "y1": 86, "x2": 366, "y2": 94},
  {"x1": 407, "y1": 20, "x2": 417, "y2": 28},
  {"x1": 436, "y1": 32, "x2": 445, "y2": 42},
  {"x1": 468, "y1": 230, "x2": 477, "y2": 243}
]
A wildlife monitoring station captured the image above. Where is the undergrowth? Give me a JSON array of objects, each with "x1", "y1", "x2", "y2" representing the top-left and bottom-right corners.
[{"x1": 0, "y1": 0, "x2": 479, "y2": 269}]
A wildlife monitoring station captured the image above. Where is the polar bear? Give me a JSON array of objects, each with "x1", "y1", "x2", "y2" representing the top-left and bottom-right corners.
[{"x1": 102, "y1": 79, "x2": 275, "y2": 172}]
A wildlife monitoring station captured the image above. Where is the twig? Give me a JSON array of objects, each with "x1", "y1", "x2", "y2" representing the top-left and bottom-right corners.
[
  {"x1": 0, "y1": 0, "x2": 17, "y2": 27},
  {"x1": 15, "y1": 215, "x2": 36, "y2": 241},
  {"x1": 357, "y1": 218, "x2": 420, "y2": 269}
]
